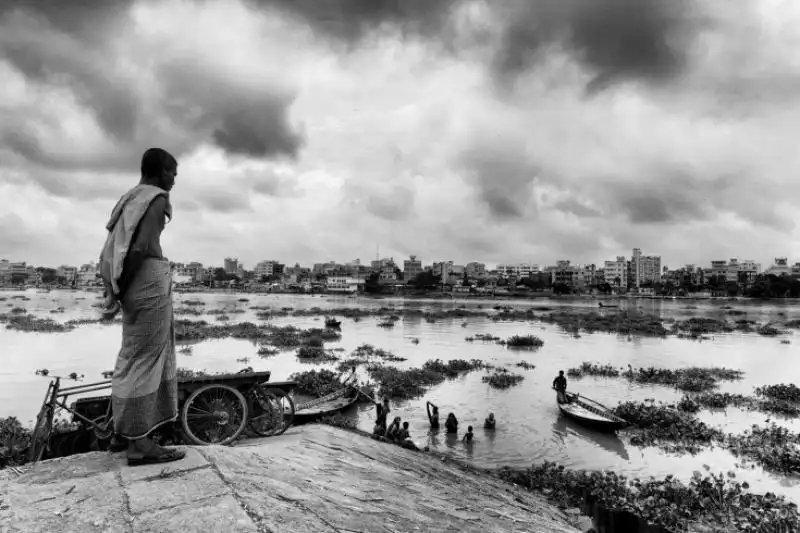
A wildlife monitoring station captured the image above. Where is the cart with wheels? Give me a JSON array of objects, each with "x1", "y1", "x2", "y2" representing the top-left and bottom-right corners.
[{"x1": 29, "y1": 370, "x2": 298, "y2": 463}]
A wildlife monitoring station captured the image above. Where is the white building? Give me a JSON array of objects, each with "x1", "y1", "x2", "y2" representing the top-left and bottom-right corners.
[
  {"x1": 496, "y1": 263, "x2": 540, "y2": 277},
  {"x1": 604, "y1": 257, "x2": 627, "y2": 287},
  {"x1": 327, "y1": 273, "x2": 364, "y2": 293}
]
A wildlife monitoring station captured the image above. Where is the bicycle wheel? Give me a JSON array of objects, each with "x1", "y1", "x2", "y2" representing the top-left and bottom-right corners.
[
  {"x1": 181, "y1": 384, "x2": 248, "y2": 446},
  {"x1": 248, "y1": 386, "x2": 295, "y2": 437},
  {"x1": 29, "y1": 404, "x2": 54, "y2": 462}
]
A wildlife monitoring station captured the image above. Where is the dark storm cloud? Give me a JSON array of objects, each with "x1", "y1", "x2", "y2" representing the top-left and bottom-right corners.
[
  {"x1": 0, "y1": 1, "x2": 303, "y2": 173},
  {"x1": 491, "y1": 0, "x2": 701, "y2": 90},
  {"x1": 248, "y1": 0, "x2": 461, "y2": 43}
]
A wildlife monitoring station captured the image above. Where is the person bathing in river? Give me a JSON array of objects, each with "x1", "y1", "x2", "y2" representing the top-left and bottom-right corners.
[
  {"x1": 462, "y1": 425, "x2": 474, "y2": 443},
  {"x1": 484, "y1": 413, "x2": 496, "y2": 430},
  {"x1": 385, "y1": 417, "x2": 402, "y2": 440},
  {"x1": 426, "y1": 401, "x2": 440, "y2": 429},
  {"x1": 445, "y1": 413, "x2": 458, "y2": 434},
  {"x1": 99, "y1": 148, "x2": 184, "y2": 467},
  {"x1": 374, "y1": 398, "x2": 391, "y2": 435},
  {"x1": 553, "y1": 370, "x2": 570, "y2": 404}
]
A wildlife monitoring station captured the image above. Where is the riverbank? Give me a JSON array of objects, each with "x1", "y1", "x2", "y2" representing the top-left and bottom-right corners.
[{"x1": 1, "y1": 424, "x2": 581, "y2": 533}]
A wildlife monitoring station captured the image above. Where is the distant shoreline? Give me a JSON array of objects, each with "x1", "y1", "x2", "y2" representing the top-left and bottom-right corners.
[{"x1": 1, "y1": 285, "x2": 798, "y2": 302}]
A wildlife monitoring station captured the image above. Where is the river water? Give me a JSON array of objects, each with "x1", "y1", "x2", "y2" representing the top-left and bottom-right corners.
[{"x1": 2, "y1": 289, "x2": 799, "y2": 502}]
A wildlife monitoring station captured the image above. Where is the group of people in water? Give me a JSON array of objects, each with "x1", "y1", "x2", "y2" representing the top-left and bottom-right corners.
[
  {"x1": 371, "y1": 370, "x2": 570, "y2": 450},
  {"x1": 372, "y1": 397, "x2": 499, "y2": 449}
]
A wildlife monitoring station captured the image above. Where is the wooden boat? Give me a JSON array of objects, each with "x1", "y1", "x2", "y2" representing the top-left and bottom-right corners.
[
  {"x1": 293, "y1": 386, "x2": 359, "y2": 423},
  {"x1": 598, "y1": 302, "x2": 618, "y2": 308},
  {"x1": 558, "y1": 392, "x2": 629, "y2": 433}
]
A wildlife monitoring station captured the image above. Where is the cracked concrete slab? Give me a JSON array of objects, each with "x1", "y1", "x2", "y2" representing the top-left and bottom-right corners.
[{"x1": 1, "y1": 425, "x2": 580, "y2": 533}]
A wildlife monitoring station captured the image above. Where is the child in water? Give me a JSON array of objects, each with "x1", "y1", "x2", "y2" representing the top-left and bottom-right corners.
[
  {"x1": 484, "y1": 413, "x2": 495, "y2": 430},
  {"x1": 462, "y1": 425, "x2": 474, "y2": 443}
]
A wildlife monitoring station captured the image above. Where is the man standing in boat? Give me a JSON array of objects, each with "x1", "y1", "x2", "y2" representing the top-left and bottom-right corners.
[{"x1": 553, "y1": 370, "x2": 570, "y2": 404}]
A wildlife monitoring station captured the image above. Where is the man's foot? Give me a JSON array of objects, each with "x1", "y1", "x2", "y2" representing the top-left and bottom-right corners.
[{"x1": 126, "y1": 437, "x2": 186, "y2": 467}]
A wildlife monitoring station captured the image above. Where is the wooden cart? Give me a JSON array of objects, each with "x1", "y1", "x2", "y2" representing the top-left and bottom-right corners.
[{"x1": 29, "y1": 370, "x2": 297, "y2": 462}]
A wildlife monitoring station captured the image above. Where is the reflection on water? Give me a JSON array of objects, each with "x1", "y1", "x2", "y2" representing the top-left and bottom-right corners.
[
  {"x1": 2, "y1": 289, "x2": 800, "y2": 502},
  {"x1": 553, "y1": 414, "x2": 630, "y2": 462}
]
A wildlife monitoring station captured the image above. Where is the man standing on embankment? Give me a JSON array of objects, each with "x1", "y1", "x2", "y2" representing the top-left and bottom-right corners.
[{"x1": 99, "y1": 148, "x2": 185, "y2": 466}]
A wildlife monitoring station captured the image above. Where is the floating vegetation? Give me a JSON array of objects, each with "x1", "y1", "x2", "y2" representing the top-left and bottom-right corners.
[
  {"x1": 726, "y1": 424, "x2": 800, "y2": 474},
  {"x1": 238, "y1": 298, "x2": 249, "y2": 302},
  {"x1": 2, "y1": 314, "x2": 73, "y2": 333},
  {"x1": 535, "y1": 310, "x2": 668, "y2": 337},
  {"x1": 464, "y1": 333, "x2": 501, "y2": 342},
  {"x1": 410, "y1": 337, "x2": 419, "y2": 344},
  {"x1": 516, "y1": 361, "x2": 536, "y2": 370},
  {"x1": 216, "y1": 314, "x2": 230, "y2": 321},
  {"x1": 347, "y1": 344, "x2": 406, "y2": 364},
  {"x1": 178, "y1": 345, "x2": 193, "y2": 355},
  {"x1": 497, "y1": 462, "x2": 800, "y2": 533},
  {"x1": 288, "y1": 369, "x2": 341, "y2": 398},
  {"x1": 256, "y1": 346, "x2": 279, "y2": 358},
  {"x1": 376, "y1": 319, "x2": 395, "y2": 328},
  {"x1": 182, "y1": 300, "x2": 205, "y2": 306},
  {"x1": 174, "y1": 306, "x2": 203, "y2": 316},
  {"x1": 174, "y1": 321, "x2": 341, "y2": 347},
  {"x1": 756, "y1": 383, "x2": 800, "y2": 403},
  {"x1": 10, "y1": 307, "x2": 26, "y2": 314},
  {"x1": 101, "y1": 370, "x2": 114, "y2": 379},
  {"x1": 758, "y1": 325, "x2": 782, "y2": 336},
  {"x1": 482, "y1": 368, "x2": 525, "y2": 389},
  {"x1": 671, "y1": 317, "x2": 735, "y2": 336},
  {"x1": 567, "y1": 362, "x2": 620, "y2": 378},
  {"x1": 421, "y1": 358, "x2": 485, "y2": 379},
  {"x1": 567, "y1": 363, "x2": 743, "y2": 393},
  {"x1": 206, "y1": 308, "x2": 245, "y2": 316},
  {"x1": 296, "y1": 346, "x2": 338, "y2": 361},
  {"x1": 366, "y1": 358, "x2": 484, "y2": 399},
  {"x1": 50, "y1": 307, "x2": 66, "y2": 314},
  {"x1": 501, "y1": 334, "x2": 545, "y2": 348},
  {"x1": 613, "y1": 400, "x2": 723, "y2": 453}
]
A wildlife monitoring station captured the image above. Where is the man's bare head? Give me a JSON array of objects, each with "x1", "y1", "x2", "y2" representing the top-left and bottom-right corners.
[{"x1": 140, "y1": 148, "x2": 177, "y2": 192}]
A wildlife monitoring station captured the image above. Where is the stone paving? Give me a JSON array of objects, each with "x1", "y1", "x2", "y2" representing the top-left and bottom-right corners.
[{"x1": 0, "y1": 424, "x2": 580, "y2": 533}]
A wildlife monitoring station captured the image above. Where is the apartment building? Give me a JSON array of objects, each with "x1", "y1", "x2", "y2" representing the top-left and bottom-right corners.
[
  {"x1": 631, "y1": 248, "x2": 662, "y2": 287},
  {"x1": 496, "y1": 263, "x2": 540, "y2": 278},
  {"x1": 604, "y1": 257, "x2": 628, "y2": 287},
  {"x1": 57, "y1": 265, "x2": 78, "y2": 282},
  {"x1": 465, "y1": 262, "x2": 486, "y2": 278},
  {"x1": 223, "y1": 257, "x2": 239, "y2": 275},
  {"x1": 255, "y1": 260, "x2": 282, "y2": 279},
  {"x1": 403, "y1": 255, "x2": 423, "y2": 280}
]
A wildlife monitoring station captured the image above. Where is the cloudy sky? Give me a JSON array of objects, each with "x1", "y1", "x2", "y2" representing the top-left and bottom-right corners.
[{"x1": 1, "y1": 0, "x2": 798, "y2": 270}]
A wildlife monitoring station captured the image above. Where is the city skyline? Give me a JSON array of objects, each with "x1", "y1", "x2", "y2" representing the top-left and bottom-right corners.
[
  {"x1": 2, "y1": 1, "x2": 800, "y2": 267},
  {"x1": 1, "y1": 251, "x2": 795, "y2": 275}
]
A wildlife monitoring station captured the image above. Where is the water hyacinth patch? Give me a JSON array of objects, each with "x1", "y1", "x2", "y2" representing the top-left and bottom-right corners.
[
  {"x1": 497, "y1": 462, "x2": 800, "y2": 533},
  {"x1": 726, "y1": 424, "x2": 800, "y2": 474},
  {"x1": 612, "y1": 400, "x2": 724, "y2": 453},
  {"x1": 464, "y1": 333, "x2": 501, "y2": 342},
  {"x1": 366, "y1": 358, "x2": 485, "y2": 399},
  {"x1": 516, "y1": 361, "x2": 535, "y2": 370},
  {"x1": 482, "y1": 368, "x2": 525, "y2": 389},
  {"x1": 501, "y1": 335, "x2": 545, "y2": 348},
  {"x1": 755, "y1": 384, "x2": 800, "y2": 403},
  {"x1": 567, "y1": 362, "x2": 620, "y2": 378},
  {"x1": 289, "y1": 369, "x2": 342, "y2": 398}
]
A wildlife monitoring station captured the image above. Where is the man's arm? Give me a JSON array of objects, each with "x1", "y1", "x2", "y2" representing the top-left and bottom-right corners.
[{"x1": 117, "y1": 196, "x2": 167, "y2": 299}]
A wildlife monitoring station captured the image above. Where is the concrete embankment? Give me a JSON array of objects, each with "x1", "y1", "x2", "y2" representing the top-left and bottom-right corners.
[{"x1": 1, "y1": 425, "x2": 581, "y2": 533}]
